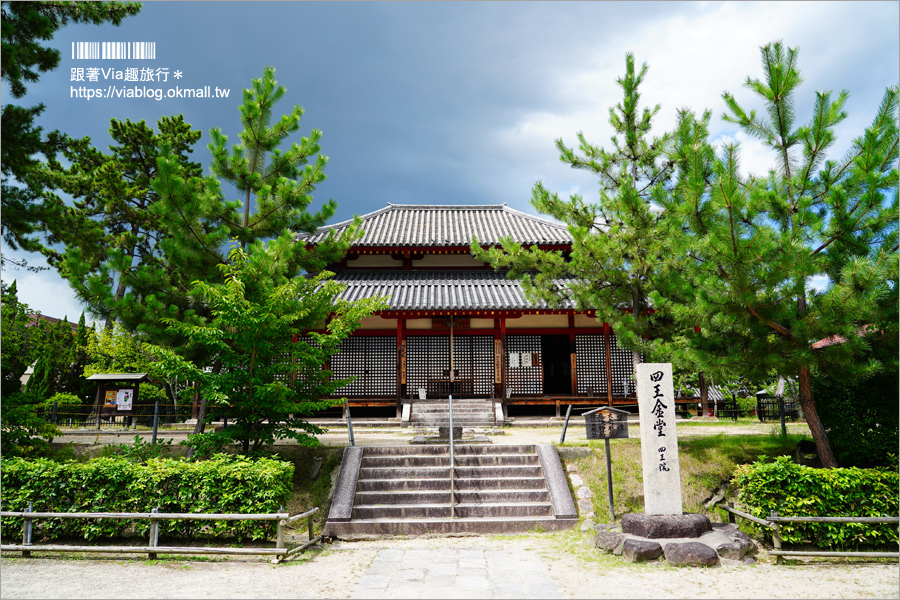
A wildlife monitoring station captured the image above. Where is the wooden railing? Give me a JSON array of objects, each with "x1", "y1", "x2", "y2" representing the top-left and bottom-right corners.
[
  {"x1": 0, "y1": 505, "x2": 322, "y2": 563},
  {"x1": 718, "y1": 502, "x2": 899, "y2": 564}
]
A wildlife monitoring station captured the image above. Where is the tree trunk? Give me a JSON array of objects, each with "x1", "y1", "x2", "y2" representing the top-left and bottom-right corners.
[
  {"x1": 698, "y1": 371, "x2": 709, "y2": 417},
  {"x1": 797, "y1": 366, "x2": 838, "y2": 468}
]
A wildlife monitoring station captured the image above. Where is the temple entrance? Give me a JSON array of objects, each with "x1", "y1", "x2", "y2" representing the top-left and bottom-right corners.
[{"x1": 541, "y1": 335, "x2": 571, "y2": 395}]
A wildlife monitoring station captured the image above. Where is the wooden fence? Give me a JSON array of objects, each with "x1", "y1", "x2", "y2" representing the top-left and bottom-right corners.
[
  {"x1": 0, "y1": 505, "x2": 322, "y2": 563},
  {"x1": 719, "y1": 503, "x2": 899, "y2": 564}
]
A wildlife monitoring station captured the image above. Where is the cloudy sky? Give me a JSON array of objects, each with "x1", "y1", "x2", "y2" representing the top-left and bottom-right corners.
[{"x1": 3, "y1": 1, "x2": 898, "y2": 323}]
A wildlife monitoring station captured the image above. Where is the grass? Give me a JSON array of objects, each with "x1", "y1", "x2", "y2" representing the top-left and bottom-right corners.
[{"x1": 564, "y1": 430, "x2": 810, "y2": 524}]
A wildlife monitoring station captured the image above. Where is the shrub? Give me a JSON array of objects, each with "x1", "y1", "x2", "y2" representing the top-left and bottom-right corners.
[
  {"x1": 733, "y1": 456, "x2": 899, "y2": 547},
  {"x1": 0, "y1": 454, "x2": 293, "y2": 542}
]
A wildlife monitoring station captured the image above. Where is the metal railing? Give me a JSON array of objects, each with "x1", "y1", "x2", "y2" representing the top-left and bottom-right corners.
[
  {"x1": 718, "y1": 502, "x2": 899, "y2": 564},
  {"x1": 449, "y1": 395, "x2": 456, "y2": 519},
  {"x1": 1, "y1": 505, "x2": 322, "y2": 563}
]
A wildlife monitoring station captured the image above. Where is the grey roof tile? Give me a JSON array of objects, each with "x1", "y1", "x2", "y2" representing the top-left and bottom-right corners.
[
  {"x1": 331, "y1": 270, "x2": 576, "y2": 311},
  {"x1": 300, "y1": 204, "x2": 573, "y2": 247}
]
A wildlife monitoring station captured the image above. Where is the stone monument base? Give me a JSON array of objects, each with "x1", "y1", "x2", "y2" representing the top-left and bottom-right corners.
[
  {"x1": 621, "y1": 513, "x2": 711, "y2": 539},
  {"x1": 438, "y1": 426, "x2": 463, "y2": 440}
]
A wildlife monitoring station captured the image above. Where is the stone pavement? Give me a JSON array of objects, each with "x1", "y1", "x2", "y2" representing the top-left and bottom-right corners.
[{"x1": 350, "y1": 546, "x2": 562, "y2": 599}]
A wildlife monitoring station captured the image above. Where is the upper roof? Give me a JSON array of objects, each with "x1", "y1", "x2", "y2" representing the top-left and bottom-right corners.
[{"x1": 300, "y1": 204, "x2": 573, "y2": 247}]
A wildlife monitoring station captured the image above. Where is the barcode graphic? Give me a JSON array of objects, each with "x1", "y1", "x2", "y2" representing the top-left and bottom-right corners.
[{"x1": 72, "y1": 42, "x2": 156, "y2": 60}]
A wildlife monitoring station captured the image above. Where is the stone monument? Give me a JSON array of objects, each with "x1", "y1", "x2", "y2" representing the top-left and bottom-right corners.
[{"x1": 635, "y1": 363, "x2": 682, "y2": 515}]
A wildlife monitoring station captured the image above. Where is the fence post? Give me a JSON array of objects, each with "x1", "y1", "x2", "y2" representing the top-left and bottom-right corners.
[
  {"x1": 274, "y1": 505, "x2": 286, "y2": 564},
  {"x1": 151, "y1": 401, "x2": 160, "y2": 444},
  {"x1": 345, "y1": 400, "x2": 355, "y2": 447},
  {"x1": 51, "y1": 401, "x2": 58, "y2": 425},
  {"x1": 22, "y1": 501, "x2": 33, "y2": 558},
  {"x1": 96, "y1": 407, "x2": 101, "y2": 430},
  {"x1": 778, "y1": 397, "x2": 787, "y2": 437},
  {"x1": 307, "y1": 511, "x2": 315, "y2": 541},
  {"x1": 559, "y1": 404, "x2": 573, "y2": 444},
  {"x1": 148, "y1": 507, "x2": 159, "y2": 560},
  {"x1": 769, "y1": 511, "x2": 783, "y2": 565}
]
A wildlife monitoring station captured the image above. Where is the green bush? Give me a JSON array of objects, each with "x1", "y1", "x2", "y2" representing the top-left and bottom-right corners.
[
  {"x1": 98, "y1": 435, "x2": 173, "y2": 462},
  {"x1": 1, "y1": 454, "x2": 293, "y2": 542},
  {"x1": 733, "y1": 456, "x2": 899, "y2": 547}
]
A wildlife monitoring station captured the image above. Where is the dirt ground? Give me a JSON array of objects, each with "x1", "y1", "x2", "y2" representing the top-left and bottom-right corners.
[{"x1": 2, "y1": 535, "x2": 897, "y2": 599}]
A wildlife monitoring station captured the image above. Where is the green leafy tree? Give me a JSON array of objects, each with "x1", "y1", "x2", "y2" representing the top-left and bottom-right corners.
[
  {"x1": 42, "y1": 116, "x2": 203, "y2": 330},
  {"x1": 149, "y1": 244, "x2": 385, "y2": 454},
  {"x1": 662, "y1": 42, "x2": 898, "y2": 467},
  {"x1": 0, "y1": 282, "x2": 60, "y2": 454},
  {"x1": 1, "y1": 1, "x2": 141, "y2": 269}
]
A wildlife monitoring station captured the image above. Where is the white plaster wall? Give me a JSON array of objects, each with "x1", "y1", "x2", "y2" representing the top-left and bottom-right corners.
[
  {"x1": 506, "y1": 314, "x2": 569, "y2": 328},
  {"x1": 347, "y1": 255, "x2": 402, "y2": 268},
  {"x1": 357, "y1": 316, "x2": 398, "y2": 330},
  {"x1": 405, "y1": 318, "x2": 433, "y2": 330},
  {"x1": 574, "y1": 314, "x2": 603, "y2": 328},
  {"x1": 416, "y1": 254, "x2": 485, "y2": 268}
]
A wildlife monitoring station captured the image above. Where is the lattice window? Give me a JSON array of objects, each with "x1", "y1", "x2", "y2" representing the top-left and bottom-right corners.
[
  {"x1": 406, "y1": 336, "x2": 493, "y2": 398},
  {"x1": 506, "y1": 335, "x2": 542, "y2": 395},
  {"x1": 453, "y1": 336, "x2": 494, "y2": 396},
  {"x1": 406, "y1": 336, "x2": 449, "y2": 397},
  {"x1": 575, "y1": 334, "x2": 607, "y2": 395},
  {"x1": 330, "y1": 336, "x2": 397, "y2": 397},
  {"x1": 609, "y1": 332, "x2": 641, "y2": 396}
]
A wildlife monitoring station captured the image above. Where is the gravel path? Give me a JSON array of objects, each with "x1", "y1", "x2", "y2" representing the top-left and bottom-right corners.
[{"x1": 2, "y1": 535, "x2": 897, "y2": 599}]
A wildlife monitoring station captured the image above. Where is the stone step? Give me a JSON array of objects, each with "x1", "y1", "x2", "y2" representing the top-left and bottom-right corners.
[
  {"x1": 361, "y1": 455, "x2": 450, "y2": 468},
  {"x1": 352, "y1": 503, "x2": 451, "y2": 520},
  {"x1": 327, "y1": 516, "x2": 577, "y2": 537},
  {"x1": 357, "y1": 478, "x2": 451, "y2": 492},
  {"x1": 354, "y1": 490, "x2": 451, "y2": 505},
  {"x1": 454, "y1": 502, "x2": 554, "y2": 519},
  {"x1": 454, "y1": 489, "x2": 550, "y2": 504},
  {"x1": 325, "y1": 444, "x2": 578, "y2": 538},
  {"x1": 453, "y1": 465, "x2": 544, "y2": 478},
  {"x1": 358, "y1": 466, "x2": 450, "y2": 480},
  {"x1": 454, "y1": 476, "x2": 546, "y2": 490},
  {"x1": 452, "y1": 454, "x2": 539, "y2": 467},
  {"x1": 362, "y1": 446, "x2": 449, "y2": 456},
  {"x1": 455, "y1": 444, "x2": 536, "y2": 455},
  {"x1": 413, "y1": 404, "x2": 493, "y2": 410}
]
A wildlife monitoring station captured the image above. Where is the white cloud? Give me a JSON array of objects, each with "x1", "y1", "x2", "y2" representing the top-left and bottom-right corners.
[{"x1": 2, "y1": 252, "x2": 95, "y2": 326}]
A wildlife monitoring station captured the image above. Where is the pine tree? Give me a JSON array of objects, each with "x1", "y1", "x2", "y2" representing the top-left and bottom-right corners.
[
  {"x1": 472, "y1": 53, "x2": 679, "y2": 367},
  {"x1": 662, "y1": 42, "x2": 899, "y2": 467},
  {"x1": 144, "y1": 67, "x2": 362, "y2": 433},
  {"x1": 42, "y1": 116, "x2": 203, "y2": 330},
  {"x1": 1, "y1": 1, "x2": 141, "y2": 269}
]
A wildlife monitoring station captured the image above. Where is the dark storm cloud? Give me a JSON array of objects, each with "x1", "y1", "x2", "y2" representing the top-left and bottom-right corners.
[{"x1": 3, "y1": 1, "x2": 897, "y2": 320}]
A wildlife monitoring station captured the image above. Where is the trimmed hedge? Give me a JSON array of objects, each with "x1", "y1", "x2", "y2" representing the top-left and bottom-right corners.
[
  {"x1": 1, "y1": 454, "x2": 293, "y2": 542},
  {"x1": 733, "y1": 456, "x2": 899, "y2": 547}
]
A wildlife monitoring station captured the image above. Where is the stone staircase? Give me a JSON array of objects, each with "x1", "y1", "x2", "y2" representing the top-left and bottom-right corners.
[
  {"x1": 404, "y1": 398, "x2": 502, "y2": 428},
  {"x1": 325, "y1": 444, "x2": 577, "y2": 537}
]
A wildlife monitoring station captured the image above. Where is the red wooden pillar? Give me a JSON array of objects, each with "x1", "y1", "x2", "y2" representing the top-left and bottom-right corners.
[
  {"x1": 604, "y1": 322, "x2": 613, "y2": 406},
  {"x1": 397, "y1": 318, "x2": 406, "y2": 417},
  {"x1": 568, "y1": 313, "x2": 577, "y2": 399},
  {"x1": 500, "y1": 317, "x2": 507, "y2": 411}
]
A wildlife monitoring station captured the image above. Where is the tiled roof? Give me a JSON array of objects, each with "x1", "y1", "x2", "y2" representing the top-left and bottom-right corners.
[
  {"x1": 301, "y1": 204, "x2": 573, "y2": 247},
  {"x1": 332, "y1": 270, "x2": 576, "y2": 311}
]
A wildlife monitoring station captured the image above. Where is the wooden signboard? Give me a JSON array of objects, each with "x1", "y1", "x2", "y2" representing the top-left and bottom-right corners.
[{"x1": 494, "y1": 339, "x2": 502, "y2": 382}]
